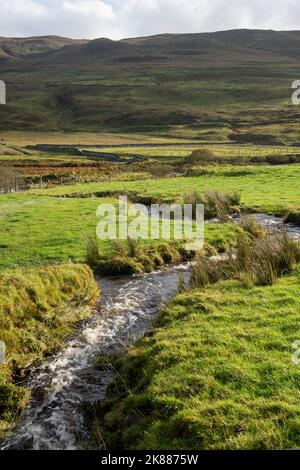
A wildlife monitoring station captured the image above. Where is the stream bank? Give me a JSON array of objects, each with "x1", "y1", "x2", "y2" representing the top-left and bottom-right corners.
[
  {"x1": 1, "y1": 264, "x2": 191, "y2": 450},
  {"x1": 1, "y1": 214, "x2": 300, "y2": 450}
]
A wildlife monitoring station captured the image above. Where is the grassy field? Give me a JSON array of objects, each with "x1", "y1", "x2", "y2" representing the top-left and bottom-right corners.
[
  {"x1": 0, "y1": 130, "x2": 300, "y2": 447},
  {"x1": 0, "y1": 195, "x2": 115, "y2": 268},
  {"x1": 31, "y1": 164, "x2": 300, "y2": 214},
  {"x1": 0, "y1": 193, "x2": 238, "y2": 269},
  {"x1": 0, "y1": 131, "x2": 185, "y2": 147},
  {"x1": 0, "y1": 124, "x2": 300, "y2": 447},
  {"x1": 99, "y1": 265, "x2": 300, "y2": 450},
  {"x1": 89, "y1": 144, "x2": 300, "y2": 158},
  {"x1": 0, "y1": 158, "x2": 298, "y2": 269},
  {"x1": 1, "y1": 130, "x2": 300, "y2": 189}
]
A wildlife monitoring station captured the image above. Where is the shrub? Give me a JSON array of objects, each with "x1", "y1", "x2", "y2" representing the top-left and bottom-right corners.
[
  {"x1": 184, "y1": 149, "x2": 216, "y2": 165},
  {"x1": 0, "y1": 167, "x2": 22, "y2": 193}
]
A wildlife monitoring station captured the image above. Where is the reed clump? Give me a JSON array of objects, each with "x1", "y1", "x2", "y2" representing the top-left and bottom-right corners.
[
  {"x1": 183, "y1": 189, "x2": 241, "y2": 221},
  {"x1": 191, "y1": 220, "x2": 300, "y2": 288}
]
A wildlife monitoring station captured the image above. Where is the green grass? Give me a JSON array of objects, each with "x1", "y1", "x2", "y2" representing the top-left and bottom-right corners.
[
  {"x1": 0, "y1": 193, "x2": 237, "y2": 269},
  {"x1": 1, "y1": 162, "x2": 296, "y2": 270},
  {"x1": 0, "y1": 263, "x2": 98, "y2": 437},
  {"x1": 32, "y1": 164, "x2": 300, "y2": 214},
  {"x1": 92, "y1": 144, "x2": 300, "y2": 158},
  {"x1": 98, "y1": 265, "x2": 300, "y2": 450},
  {"x1": 0, "y1": 130, "x2": 184, "y2": 147},
  {"x1": 0, "y1": 195, "x2": 116, "y2": 268}
]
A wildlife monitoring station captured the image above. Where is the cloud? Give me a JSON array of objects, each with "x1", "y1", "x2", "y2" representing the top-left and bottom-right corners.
[
  {"x1": 0, "y1": 0, "x2": 299, "y2": 39},
  {"x1": 0, "y1": 0, "x2": 120, "y2": 38},
  {"x1": 116, "y1": 0, "x2": 300, "y2": 37}
]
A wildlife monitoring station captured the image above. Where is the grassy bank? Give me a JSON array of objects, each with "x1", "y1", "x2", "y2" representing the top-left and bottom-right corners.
[
  {"x1": 97, "y1": 265, "x2": 300, "y2": 450},
  {"x1": 0, "y1": 263, "x2": 99, "y2": 437}
]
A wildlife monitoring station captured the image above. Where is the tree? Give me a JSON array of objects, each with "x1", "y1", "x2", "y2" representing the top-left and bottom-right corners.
[{"x1": 0, "y1": 167, "x2": 20, "y2": 193}]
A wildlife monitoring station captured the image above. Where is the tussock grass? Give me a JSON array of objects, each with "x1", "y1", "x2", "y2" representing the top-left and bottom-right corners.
[
  {"x1": 191, "y1": 229, "x2": 300, "y2": 289},
  {"x1": 85, "y1": 234, "x2": 101, "y2": 268},
  {"x1": 95, "y1": 240, "x2": 188, "y2": 276},
  {"x1": 183, "y1": 189, "x2": 241, "y2": 221},
  {"x1": 204, "y1": 190, "x2": 241, "y2": 221},
  {"x1": 238, "y1": 215, "x2": 268, "y2": 239}
]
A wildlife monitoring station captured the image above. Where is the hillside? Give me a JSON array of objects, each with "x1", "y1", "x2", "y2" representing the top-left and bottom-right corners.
[
  {"x1": 0, "y1": 29, "x2": 300, "y2": 139},
  {"x1": 0, "y1": 35, "x2": 87, "y2": 58}
]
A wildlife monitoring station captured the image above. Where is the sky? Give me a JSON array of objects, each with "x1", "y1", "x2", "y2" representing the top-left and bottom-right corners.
[{"x1": 0, "y1": 0, "x2": 299, "y2": 39}]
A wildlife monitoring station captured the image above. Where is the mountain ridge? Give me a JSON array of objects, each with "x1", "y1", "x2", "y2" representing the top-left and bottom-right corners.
[
  {"x1": 2, "y1": 29, "x2": 300, "y2": 60},
  {"x1": 0, "y1": 29, "x2": 299, "y2": 134}
]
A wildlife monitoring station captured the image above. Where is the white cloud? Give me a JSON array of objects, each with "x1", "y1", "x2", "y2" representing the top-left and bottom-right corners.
[
  {"x1": 0, "y1": 0, "x2": 299, "y2": 39},
  {"x1": 0, "y1": 0, "x2": 120, "y2": 38}
]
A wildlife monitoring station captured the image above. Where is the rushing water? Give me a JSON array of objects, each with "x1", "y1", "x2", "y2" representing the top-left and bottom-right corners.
[
  {"x1": 1, "y1": 264, "x2": 191, "y2": 450},
  {"x1": 2, "y1": 214, "x2": 300, "y2": 451},
  {"x1": 250, "y1": 214, "x2": 300, "y2": 241}
]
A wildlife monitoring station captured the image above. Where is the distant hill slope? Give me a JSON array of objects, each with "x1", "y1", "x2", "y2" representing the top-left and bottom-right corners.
[
  {"x1": 0, "y1": 29, "x2": 299, "y2": 139},
  {"x1": 26, "y1": 29, "x2": 300, "y2": 65},
  {"x1": 0, "y1": 35, "x2": 87, "y2": 58}
]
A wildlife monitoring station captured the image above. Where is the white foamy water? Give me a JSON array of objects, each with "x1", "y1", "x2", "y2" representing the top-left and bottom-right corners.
[{"x1": 252, "y1": 214, "x2": 300, "y2": 241}]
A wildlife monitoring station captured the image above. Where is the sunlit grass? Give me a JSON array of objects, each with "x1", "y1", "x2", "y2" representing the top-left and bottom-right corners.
[
  {"x1": 32, "y1": 164, "x2": 300, "y2": 214},
  {"x1": 100, "y1": 265, "x2": 300, "y2": 450}
]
